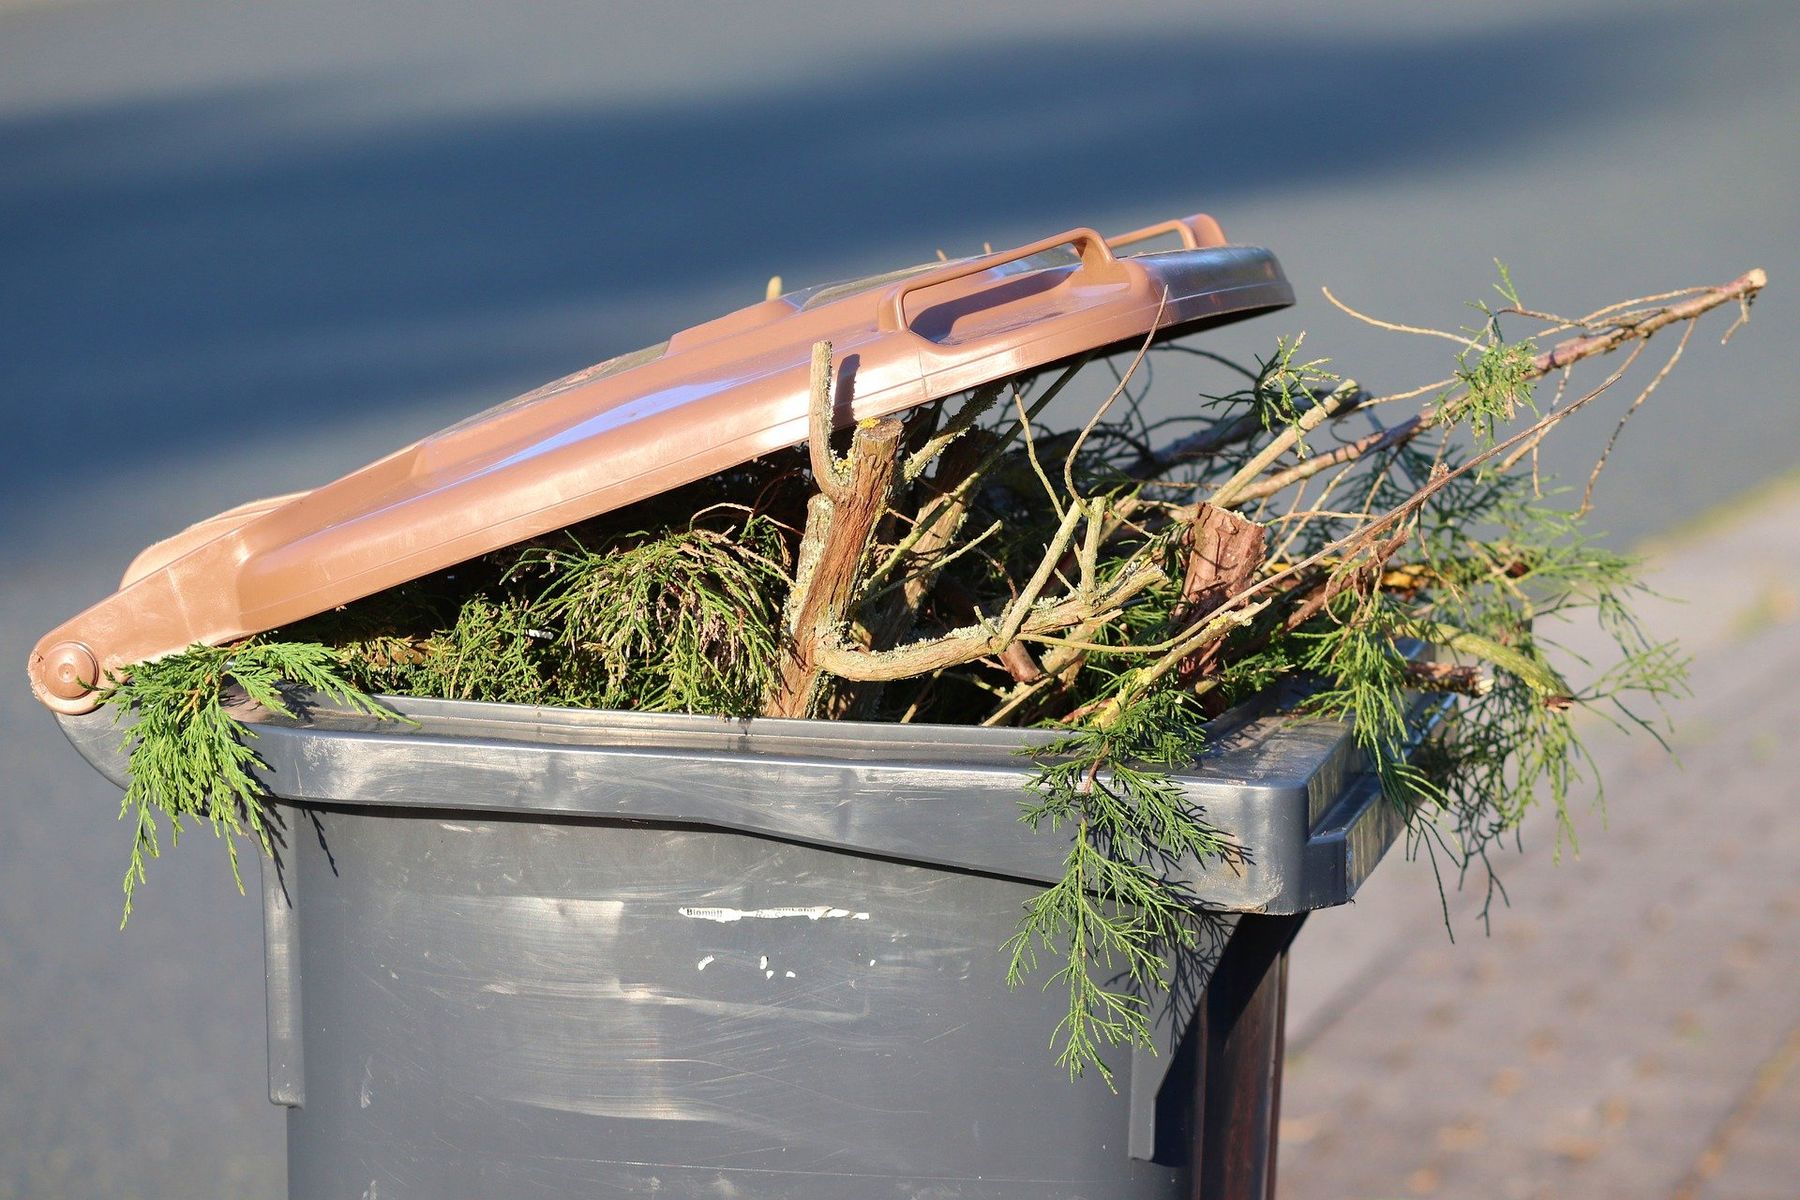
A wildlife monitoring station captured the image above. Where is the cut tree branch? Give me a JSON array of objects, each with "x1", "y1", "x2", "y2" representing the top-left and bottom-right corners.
[
  {"x1": 1211, "y1": 268, "x2": 1766, "y2": 510},
  {"x1": 765, "y1": 343, "x2": 904, "y2": 717},
  {"x1": 814, "y1": 557, "x2": 1168, "y2": 682}
]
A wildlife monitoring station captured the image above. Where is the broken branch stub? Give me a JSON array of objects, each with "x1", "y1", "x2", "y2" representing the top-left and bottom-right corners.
[{"x1": 1174, "y1": 503, "x2": 1267, "y2": 682}]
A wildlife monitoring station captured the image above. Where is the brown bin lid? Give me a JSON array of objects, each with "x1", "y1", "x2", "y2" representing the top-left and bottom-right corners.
[{"x1": 30, "y1": 214, "x2": 1292, "y2": 713}]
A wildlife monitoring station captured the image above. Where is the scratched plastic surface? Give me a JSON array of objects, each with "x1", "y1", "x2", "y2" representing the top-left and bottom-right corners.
[
  {"x1": 52, "y1": 690, "x2": 1422, "y2": 1200},
  {"x1": 279, "y1": 815, "x2": 1189, "y2": 1199}
]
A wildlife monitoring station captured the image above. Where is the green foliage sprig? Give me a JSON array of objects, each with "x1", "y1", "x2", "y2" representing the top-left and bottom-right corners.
[
  {"x1": 522, "y1": 512, "x2": 790, "y2": 715},
  {"x1": 307, "y1": 510, "x2": 792, "y2": 714},
  {"x1": 1003, "y1": 690, "x2": 1241, "y2": 1086},
  {"x1": 98, "y1": 642, "x2": 387, "y2": 924}
]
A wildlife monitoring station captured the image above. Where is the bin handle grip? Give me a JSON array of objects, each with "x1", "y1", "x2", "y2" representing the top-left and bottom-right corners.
[
  {"x1": 877, "y1": 227, "x2": 1126, "y2": 334},
  {"x1": 1107, "y1": 213, "x2": 1228, "y2": 253}
]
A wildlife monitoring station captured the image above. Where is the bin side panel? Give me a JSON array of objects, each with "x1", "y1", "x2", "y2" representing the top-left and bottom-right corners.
[{"x1": 283, "y1": 803, "x2": 1193, "y2": 1200}]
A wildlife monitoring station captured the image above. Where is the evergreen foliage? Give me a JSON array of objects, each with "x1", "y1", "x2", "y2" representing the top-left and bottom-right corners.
[
  {"x1": 97, "y1": 642, "x2": 387, "y2": 923},
  {"x1": 311, "y1": 512, "x2": 792, "y2": 714},
  {"x1": 1004, "y1": 690, "x2": 1241, "y2": 1087},
  {"x1": 95, "y1": 263, "x2": 1760, "y2": 1083}
]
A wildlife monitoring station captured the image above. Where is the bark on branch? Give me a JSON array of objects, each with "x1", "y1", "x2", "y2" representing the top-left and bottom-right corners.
[
  {"x1": 764, "y1": 343, "x2": 904, "y2": 717},
  {"x1": 1173, "y1": 503, "x2": 1267, "y2": 681}
]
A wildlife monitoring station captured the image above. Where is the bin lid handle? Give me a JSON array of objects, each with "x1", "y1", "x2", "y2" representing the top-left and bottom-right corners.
[{"x1": 30, "y1": 212, "x2": 1291, "y2": 713}]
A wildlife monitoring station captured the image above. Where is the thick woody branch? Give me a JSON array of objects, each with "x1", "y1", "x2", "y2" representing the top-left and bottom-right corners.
[{"x1": 765, "y1": 348, "x2": 904, "y2": 717}]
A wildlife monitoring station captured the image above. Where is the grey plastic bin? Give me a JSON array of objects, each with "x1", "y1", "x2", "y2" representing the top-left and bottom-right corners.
[{"x1": 58, "y1": 689, "x2": 1417, "y2": 1200}]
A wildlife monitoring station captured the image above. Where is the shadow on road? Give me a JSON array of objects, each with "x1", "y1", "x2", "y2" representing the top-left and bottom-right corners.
[{"x1": 0, "y1": 7, "x2": 1718, "y2": 526}]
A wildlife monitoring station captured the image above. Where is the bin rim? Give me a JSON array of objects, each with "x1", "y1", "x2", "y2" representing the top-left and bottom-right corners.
[{"x1": 56, "y1": 682, "x2": 1446, "y2": 915}]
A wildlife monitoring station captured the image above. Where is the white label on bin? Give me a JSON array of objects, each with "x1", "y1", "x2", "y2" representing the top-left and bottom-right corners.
[{"x1": 677, "y1": 905, "x2": 870, "y2": 923}]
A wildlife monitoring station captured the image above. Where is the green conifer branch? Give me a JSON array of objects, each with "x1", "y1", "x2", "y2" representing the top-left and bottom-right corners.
[
  {"x1": 97, "y1": 641, "x2": 389, "y2": 925},
  {"x1": 85, "y1": 263, "x2": 1761, "y2": 1090}
]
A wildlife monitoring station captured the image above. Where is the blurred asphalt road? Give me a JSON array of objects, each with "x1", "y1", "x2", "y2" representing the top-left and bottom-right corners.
[{"x1": 2, "y1": 1, "x2": 1796, "y2": 1196}]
